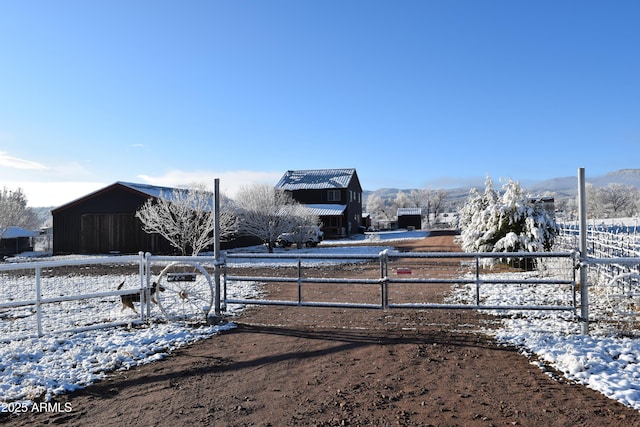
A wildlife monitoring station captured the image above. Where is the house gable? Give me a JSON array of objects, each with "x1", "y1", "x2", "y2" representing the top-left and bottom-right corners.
[{"x1": 274, "y1": 169, "x2": 363, "y2": 237}]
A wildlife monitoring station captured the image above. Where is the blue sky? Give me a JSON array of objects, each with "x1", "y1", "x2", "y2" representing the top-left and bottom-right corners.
[{"x1": 1, "y1": 1, "x2": 639, "y2": 206}]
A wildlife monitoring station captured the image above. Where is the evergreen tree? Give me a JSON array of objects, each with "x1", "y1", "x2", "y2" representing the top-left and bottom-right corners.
[{"x1": 459, "y1": 177, "x2": 557, "y2": 258}]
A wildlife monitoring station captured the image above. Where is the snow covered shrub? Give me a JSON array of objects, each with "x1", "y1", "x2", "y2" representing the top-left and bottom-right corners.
[{"x1": 458, "y1": 177, "x2": 558, "y2": 268}]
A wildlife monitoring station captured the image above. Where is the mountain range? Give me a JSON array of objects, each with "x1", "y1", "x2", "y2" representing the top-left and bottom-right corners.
[
  {"x1": 364, "y1": 169, "x2": 640, "y2": 206},
  {"x1": 529, "y1": 169, "x2": 640, "y2": 196}
]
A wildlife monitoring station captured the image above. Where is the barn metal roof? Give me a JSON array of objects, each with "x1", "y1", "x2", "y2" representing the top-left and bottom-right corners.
[
  {"x1": 118, "y1": 182, "x2": 215, "y2": 210},
  {"x1": 52, "y1": 181, "x2": 206, "y2": 213},
  {"x1": 397, "y1": 208, "x2": 422, "y2": 216},
  {"x1": 117, "y1": 181, "x2": 180, "y2": 199},
  {"x1": 275, "y1": 169, "x2": 357, "y2": 191}
]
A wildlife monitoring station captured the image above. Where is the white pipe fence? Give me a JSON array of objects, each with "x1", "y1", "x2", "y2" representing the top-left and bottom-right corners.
[
  {"x1": 556, "y1": 222, "x2": 640, "y2": 332},
  {"x1": 0, "y1": 254, "x2": 146, "y2": 342},
  {"x1": 0, "y1": 252, "x2": 228, "y2": 342},
  {"x1": 557, "y1": 223, "x2": 640, "y2": 287},
  {"x1": 4, "y1": 226, "x2": 640, "y2": 343}
]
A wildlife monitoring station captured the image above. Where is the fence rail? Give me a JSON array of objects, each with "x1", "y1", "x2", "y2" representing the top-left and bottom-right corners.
[
  {"x1": 0, "y1": 254, "x2": 146, "y2": 342},
  {"x1": 224, "y1": 250, "x2": 578, "y2": 313},
  {"x1": 6, "y1": 233, "x2": 640, "y2": 342},
  {"x1": 557, "y1": 223, "x2": 640, "y2": 284},
  {"x1": 556, "y1": 223, "x2": 640, "y2": 332}
]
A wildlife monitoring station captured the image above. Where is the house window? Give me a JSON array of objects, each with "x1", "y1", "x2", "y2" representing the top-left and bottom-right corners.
[{"x1": 328, "y1": 190, "x2": 341, "y2": 202}]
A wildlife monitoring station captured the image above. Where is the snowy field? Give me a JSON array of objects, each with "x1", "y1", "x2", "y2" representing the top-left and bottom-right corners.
[
  {"x1": 0, "y1": 272, "x2": 260, "y2": 408},
  {"x1": 3, "y1": 229, "x2": 640, "y2": 414}
]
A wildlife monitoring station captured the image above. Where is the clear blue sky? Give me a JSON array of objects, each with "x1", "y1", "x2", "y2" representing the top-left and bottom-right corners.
[{"x1": 1, "y1": 1, "x2": 639, "y2": 206}]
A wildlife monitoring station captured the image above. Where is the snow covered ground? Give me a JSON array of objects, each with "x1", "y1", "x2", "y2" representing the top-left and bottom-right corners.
[
  {"x1": 446, "y1": 272, "x2": 640, "y2": 411},
  {"x1": 0, "y1": 274, "x2": 260, "y2": 408},
  {"x1": 2, "y1": 229, "x2": 640, "y2": 414}
]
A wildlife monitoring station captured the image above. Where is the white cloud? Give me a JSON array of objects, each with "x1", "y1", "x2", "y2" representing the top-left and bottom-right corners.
[
  {"x1": 137, "y1": 169, "x2": 283, "y2": 198},
  {"x1": 2, "y1": 170, "x2": 282, "y2": 208},
  {"x1": 0, "y1": 151, "x2": 47, "y2": 170},
  {"x1": 4, "y1": 181, "x2": 107, "y2": 207}
]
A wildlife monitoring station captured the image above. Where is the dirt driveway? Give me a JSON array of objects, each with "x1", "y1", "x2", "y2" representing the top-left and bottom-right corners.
[{"x1": 3, "y1": 234, "x2": 640, "y2": 426}]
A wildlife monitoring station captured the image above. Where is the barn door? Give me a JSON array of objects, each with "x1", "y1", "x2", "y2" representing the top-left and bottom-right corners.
[{"x1": 80, "y1": 213, "x2": 132, "y2": 254}]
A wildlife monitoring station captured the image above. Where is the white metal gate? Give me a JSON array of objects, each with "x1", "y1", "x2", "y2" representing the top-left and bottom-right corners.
[{"x1": 222, "y1": 250, "x2": 578, "y2": 314}]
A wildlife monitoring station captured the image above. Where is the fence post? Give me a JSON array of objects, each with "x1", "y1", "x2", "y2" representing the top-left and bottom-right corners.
[
  {"x1": 475, "y1": 255, "x2": 481, "y2": 306},
  {"x1": 380, "y1": 249, "x2": 389, "y2": 309},
  {"x1": 578, "y1": 167, "x2": 589, "y2": 334},
  {"x1": 212, "y1": 178, "x2": 223, "y2": 322},
  {"x1": 297, "y1": 258, "x2": 302, "y2": 305},
  {"x1": 35, "y1": 266, "x2": 43, "y2": 337},
  {"x1": 222, "y1": 252, "x2": 228, "y2": 312},
  {"x1": 140, "y1": 251, "x2": 149, "y2": 321}
]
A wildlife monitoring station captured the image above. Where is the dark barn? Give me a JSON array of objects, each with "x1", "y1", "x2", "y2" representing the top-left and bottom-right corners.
[
  {"x1": 397, "y1": 208, "x2": 422, "y2": 230},
  {"x1": 51, "y1": 182, "x2": 178, "y2": 255},
  {"x1": 275, "y1": 169, "x2": 363, "y2": 238}
]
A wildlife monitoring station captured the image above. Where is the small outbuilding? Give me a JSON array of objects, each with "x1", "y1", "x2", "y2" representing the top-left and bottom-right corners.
[
  {"x1": 397, "y1": 208, "x2": 422, "y2": 230},
  {"x1": 0, "y1": 226, "x2": 38, "y2": 257}
]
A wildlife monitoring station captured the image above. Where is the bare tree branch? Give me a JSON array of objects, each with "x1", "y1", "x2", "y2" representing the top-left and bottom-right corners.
[
  {"x1": 135, "y1": 185, "x2": 238, "y2": 255},
  {"x1": 234, "y1": 184, "x2": 306, "y2": 253},
  {"x1": 0, "y1": 187, "x2": 41, "y2": 231}
]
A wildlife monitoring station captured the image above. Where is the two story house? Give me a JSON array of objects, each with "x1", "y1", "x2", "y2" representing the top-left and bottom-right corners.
[{"x1": 274, "y1": 168, "x2": 363, "y2": 238}]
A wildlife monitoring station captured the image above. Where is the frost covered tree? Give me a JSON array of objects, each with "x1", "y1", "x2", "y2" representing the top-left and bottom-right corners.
[
  {"x1": 393, "y1": 191, "x2": 411, "y2": 210},
  {"x1": 0, "y1": 187, "x2": 41, "y2": 231},
  {"x1": 404, "y1": 188, "x2": 448, "y2": 226},
  {"x1": 407, "y1": 189, "x2": 427, "y2": 209},
  {"x1": 135, "y1": 184, "x2": 238, "y2": 256},
  {"x1": 366, "y1": 194, "x2": 395, "y2": 226},
  {"x1": 587, "y1": 183, "x2": 638, "y2": 218},
  {"x1": 424, "y1": 189, "x2": 447, "y2": 226},
  {"x1": 458, "y1": 177, "x2": 557, "y2": 260},
  {"x1": 234, "y1": 184, "x2": 305, "y2": 252}
]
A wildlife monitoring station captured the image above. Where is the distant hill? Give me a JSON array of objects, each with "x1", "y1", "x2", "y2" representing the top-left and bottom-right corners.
[
  {"x1": 32, "y1": 207, "x2": 54, "y2": 228},
  {"x1": 363, "y1": 169, "x2": 640, "y2": 208},
  {"x1": 528, "y1": 177, "x2": 577, "y2": 197},
  {"x1": 594, "y1": 169, "x2": 640, "y2": 187},
  {"x1": 529, "y1": 169, "x2": 640, "y2": 196}
]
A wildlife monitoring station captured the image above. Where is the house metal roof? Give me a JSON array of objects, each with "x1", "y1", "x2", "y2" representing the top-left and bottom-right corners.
[
  {"x1": 275, "y1": 169, "x2": 357, "y2": 191},
  {"x1": 277, "y1": 204, "x2": 346, "y2": 217},
  {"x1": 304, "y1": 204, "x2": 347, "y2": 216}
]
